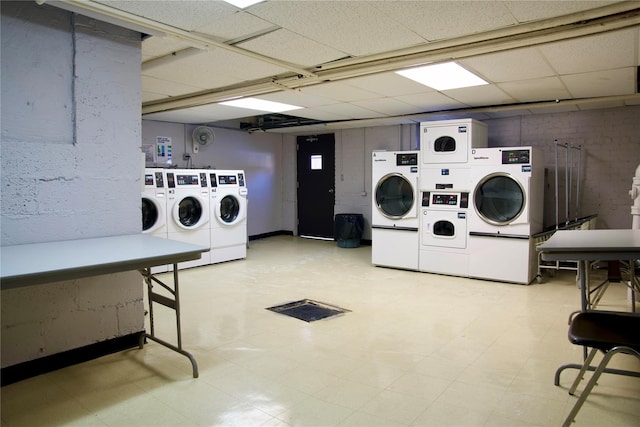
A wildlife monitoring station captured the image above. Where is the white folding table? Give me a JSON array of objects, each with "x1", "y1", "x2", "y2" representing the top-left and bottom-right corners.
[{"x1": 1, "y1": 234, "x2": 210, "y2": 378}]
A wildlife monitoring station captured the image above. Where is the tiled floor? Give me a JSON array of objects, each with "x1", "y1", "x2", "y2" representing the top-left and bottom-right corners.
[{"x1": 2, "y1": 235, "x2": 639, "y2": 426}]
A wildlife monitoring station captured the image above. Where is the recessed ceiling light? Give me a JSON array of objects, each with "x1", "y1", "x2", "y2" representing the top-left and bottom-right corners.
[
  {"x1": 219, "y1": 97, "x2": 303, "y2": 113},
  {"x1": 223, "y1": 0, "x2": 264, "y2": 8},
  {"x1": 396, "y1": 62, "x2": 488, "y2": 91}
]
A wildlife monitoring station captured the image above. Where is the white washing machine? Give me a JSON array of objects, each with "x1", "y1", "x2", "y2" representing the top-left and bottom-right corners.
[
  {"x1": 142, "y1": 168, "x2": 168, "y2": 273},
  {"x1": 165, "y1": 169, "x2": 211, "y2": 269},
  {"x1": 467, "y1": 147, "x2": 544, "y2": 284},
  {"x1": 371, "y1": 151, "x2": 420, "y2": 270},
  {"x1": 420, "y1": 118, "x2": 487, "y2": 165},
  {"x1": 419, "y1": 190, "x2": 471, "y2": 277},
  {"x1": 208, "y1": 169, "x2": 248, "y2": 264}
]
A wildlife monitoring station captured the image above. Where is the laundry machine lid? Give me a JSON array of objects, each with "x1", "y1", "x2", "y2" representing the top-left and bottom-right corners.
[
  {"x1": 375, "y1": 173, "x2": 415, "y2": 219},
  {"x1": 474, "y1": 173, "x2": 525, "y2": 225}
]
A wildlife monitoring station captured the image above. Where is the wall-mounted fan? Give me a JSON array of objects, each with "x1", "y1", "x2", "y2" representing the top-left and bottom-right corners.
[{"x1": 192, "y1": 126, "x2": 215, "y2": 153}]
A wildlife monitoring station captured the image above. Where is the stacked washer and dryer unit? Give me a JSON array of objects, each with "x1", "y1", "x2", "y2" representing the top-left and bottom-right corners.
[
  {"x1": 418, "y1": 119, "x2": 488, "y2": 277},
  {"x1": 372, "y1": 118, "x2": 544, "y2": 285},
  {"x1": 141, "y1": 168, "x2": 248, "y2": 271}
]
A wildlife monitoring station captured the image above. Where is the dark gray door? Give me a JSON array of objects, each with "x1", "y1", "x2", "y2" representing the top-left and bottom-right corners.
[{"x1": 297, "y1": 134, "x2": 335, "y2": 238}]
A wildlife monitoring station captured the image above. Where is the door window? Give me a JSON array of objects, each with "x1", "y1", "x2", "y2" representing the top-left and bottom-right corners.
[
  {"x1": 178, "y1": 196, "x2": 203, "y2": 227},
  {"x1": 142, "y1": 198, "x2": 158, "y2": 231},
  {"x1": 433, "y1": 220, "x2": 455, "y2": 236},
  {"x1": 474, "y1": 174, "x2": 525, "y2": 224},
  {"x1": 219, "y1": 195, "x2": 239, "y2": 223},
  {"x1": 375, "y1": 174, "x2": 415, "y2": 218}
]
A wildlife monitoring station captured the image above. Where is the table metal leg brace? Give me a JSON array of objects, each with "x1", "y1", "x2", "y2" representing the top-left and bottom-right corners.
[{"x1": 138, "y1": 265, "x2": 199, "y2": 378}]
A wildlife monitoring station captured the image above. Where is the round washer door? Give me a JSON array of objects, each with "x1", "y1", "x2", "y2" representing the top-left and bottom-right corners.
[
  {"x1": 215, "y1": 194, "x2": 246, "y2": 226},
  {"x1": 172, "y1": 195, "x2": 208, "y2": 229},
  {"x1": 375, "y1": 173, "x2": 415, "y2": 219},
  {"x1": 473, "y1": 173, "x2": 525, "y2": 225},
  {"x1": 141, "y1": 197, "x2": 164, "y2": 233}
]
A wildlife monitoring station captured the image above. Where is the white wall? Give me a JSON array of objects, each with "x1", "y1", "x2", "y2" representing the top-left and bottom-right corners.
[{"x1": 1, "y1": 2, "x2": 143, "y2": 367}]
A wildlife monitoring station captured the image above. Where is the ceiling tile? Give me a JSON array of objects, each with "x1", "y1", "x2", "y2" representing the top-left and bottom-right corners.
[
  {"x1": 142, "y1": 48, "x2": 286, "y2": 88},
  {"x1": 539, "y1": 28, "x2": 637, "y2": 74},
  {"x1": 498, "y1": 76, "x2": 571, "y2": 102},
  {"x1": 258, "y1": 91, "x2": 338, "y2": 108},
  {"x1": 503, "y1": 1, "x2": 619, "y2": 23},
  {"x1": 144, "y1": 103, "x2": 256, "y2": 124},
  {"x1": 343, "y1": 72, "x2": 438, "y2": 97},
  {"x1": 290, "y1": 106, "x2": 353, "y2": 122},
  {"x1": 461, "y1": 47, "x2": 556, "y2": 82},
  {"x1": 301, "y1": 81, "x2": 381, "y2": 102},
  {"x1": 444, "y1": 84, "x2": 516, "y2": 106},
  {"x1": 351, "y1": 97, "x2": 420, "y2": 116},
  {"x1": 236, "y1": 29, "x2": 346, "y2": 67},
  {"x1": 249, "y1": 1, "x2": 426, "y2": 56},
  {"x1": 142, "y1": 75, "x2": 205, "y2": 98},
  {"x1": 561, "y1": 68, "x2": 636, "y2": 98},
  {"x1": 372, "y1": 1, "x2": 516, "y2": 41},
  {"x1": 312, "y1": 102, "x2": 383, "y2": 120},
  {"x1": 395, "y1": 92, "x2": 468, "y2": 112},
  {"x1": 142, "y1": 36, "x2": 193, "y2": 60},
  {"x1": 193, "y1": 10, "x2": 276, "y2": 41},
  {"x1": 101, "y1": 0, "x2": 236, "y2": 31}
]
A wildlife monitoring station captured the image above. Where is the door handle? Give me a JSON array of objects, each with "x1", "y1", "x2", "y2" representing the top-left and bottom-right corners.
[{"x1": 328, "y1": 189, "x2": 334, "y2": 193}]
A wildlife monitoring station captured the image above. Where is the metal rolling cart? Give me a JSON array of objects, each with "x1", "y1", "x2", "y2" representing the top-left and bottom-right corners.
[{"x1": 535, "y1": 141, "x2": 597, "y2": 283}]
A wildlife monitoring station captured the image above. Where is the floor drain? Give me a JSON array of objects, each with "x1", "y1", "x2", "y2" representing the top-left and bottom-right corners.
[{"x1": 266, "y1": 299, "x2": 350, "y2": 322}]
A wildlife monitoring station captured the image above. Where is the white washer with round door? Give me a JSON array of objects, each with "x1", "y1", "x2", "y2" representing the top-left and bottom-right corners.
[
  {"x1": 142, "y1": 168, "x2": 168, "y2": 273},
  {"x1": 419, "y1": 191, "x2": 471, "y2": 277},
  {"x1": 208, "y1": 170, "x2": 248, "y2": 264},
  {"x1": 371, "y1": 151, "x2": 420, "y2": 270},
  {"x1": 166, "y1": 169, "x2": 211, "y2": 270},
  {"x1": 468, "y1": 147, "x2": 544, "y2": 284}
]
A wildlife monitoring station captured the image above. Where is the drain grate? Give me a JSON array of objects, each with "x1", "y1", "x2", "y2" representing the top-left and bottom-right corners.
[{"x1": 266, "y1": 299, "x2": 350, "y2": 322}]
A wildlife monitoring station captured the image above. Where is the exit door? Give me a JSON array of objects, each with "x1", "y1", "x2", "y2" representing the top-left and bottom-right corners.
[{"x1": 297, "y1": 134, "x2": 335, "y2": 239}]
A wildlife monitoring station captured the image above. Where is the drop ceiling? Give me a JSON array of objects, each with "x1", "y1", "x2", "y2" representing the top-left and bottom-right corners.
[{"x1": 46, "y1": 0, "x2": 640, "y2": 132}]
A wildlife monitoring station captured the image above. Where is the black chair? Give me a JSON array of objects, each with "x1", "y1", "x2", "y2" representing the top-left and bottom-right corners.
[{"x1": 562, "y1": 311, "x2": 640, "y2": 427}]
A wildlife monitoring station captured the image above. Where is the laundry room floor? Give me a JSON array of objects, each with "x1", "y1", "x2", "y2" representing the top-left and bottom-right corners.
[{"x1": 2, "y1": 235, "x2": 639, "y2": 426}]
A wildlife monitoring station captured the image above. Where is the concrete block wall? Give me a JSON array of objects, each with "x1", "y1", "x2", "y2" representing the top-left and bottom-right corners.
[
  {"x1": 1, "y1": 2, "x2": 143, "y2": 367},
  {"x1": 486, "y1": 107, "x2": 640, "y2": 229}
]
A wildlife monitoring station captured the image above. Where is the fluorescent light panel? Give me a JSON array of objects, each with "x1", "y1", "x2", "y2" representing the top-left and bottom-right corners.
[
  {"x1": 223, "y1": 0, "x2": 264, "y2": 8},
  {"x1": 219, "y1": 97, "x2": 303, "y2": 113},
  {"x1": 396, "y1": 62, "x2": 488, "y2": 90}
]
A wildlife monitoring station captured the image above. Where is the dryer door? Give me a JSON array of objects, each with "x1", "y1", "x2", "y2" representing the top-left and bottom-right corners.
[
  {"x1": 420, "y1": 124, "x2": 469, "y2": 164},
  {"x1": 173, "y1": 195, "x2": 208, "y2": 229},
  {"x1": 375, "y1": 173, "x2": 417, "y2": 219},
  {"x1": 473, "y1": 173, "x2": 526, "y2": 225},
  {"x1": 421, "y1": 210, "x2": 467, "y2": 248}
]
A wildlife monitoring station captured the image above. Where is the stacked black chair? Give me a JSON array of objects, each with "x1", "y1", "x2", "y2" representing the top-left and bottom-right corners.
[{"x1": 562, "y1": 311, "x2": 640, "y2": 427}]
